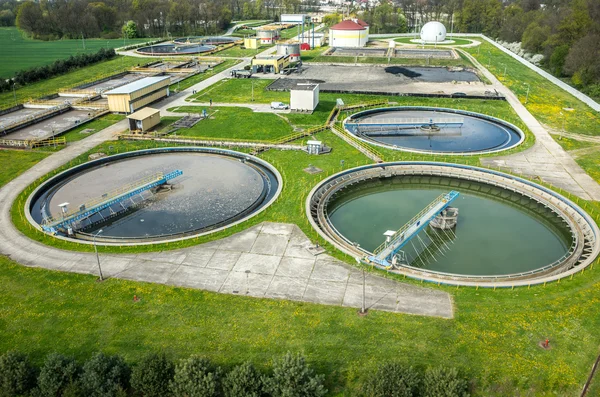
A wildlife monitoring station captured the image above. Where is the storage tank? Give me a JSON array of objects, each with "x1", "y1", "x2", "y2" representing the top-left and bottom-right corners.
[
  {"x1": 277, "y1": 42, "x2": 301, "y2": 62},
  {"x1": 420, "y1": 21, "x2": 447, "y2": 43},
  {"x1": 257, "y1": 28, "x2": 280, "y2": 44}
]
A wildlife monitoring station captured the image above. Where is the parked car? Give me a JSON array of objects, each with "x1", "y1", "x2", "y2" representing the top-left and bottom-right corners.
[{"x1": 270, "y1": 102, "x2": 289, "y2": 110}]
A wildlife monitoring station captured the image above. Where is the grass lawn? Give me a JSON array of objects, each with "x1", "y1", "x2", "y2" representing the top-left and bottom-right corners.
[
  {"x1": 463, "y1": 41, "x2": 600, "y2": 137},
  {"x1": 170, "y1": 59, "x2": 241, "y2": 92},
  {"x1": 0, "y1": 27, "x2": 154, "y2": 78},
  {"x1": 554, "y1": 136, "x2": 599, "y2": 152},
  {"x1": 58, "y1": 114, "x2": 125, "y2": 144},
  {"x1": 170, "y1": 106, "x2": 293, "y2": 141},
  {"x1": 0, "y1": 55, "x2": 150, "y2": 109},
  {"x1": 575, "y1": 151, "x2": 600, "y2": 184},
  {"x1": 214, "y1": 45, "x2": 273, "y2": 58},
  {"x1": 0, "y1": 149, "x2": 50, "y2": 188}
]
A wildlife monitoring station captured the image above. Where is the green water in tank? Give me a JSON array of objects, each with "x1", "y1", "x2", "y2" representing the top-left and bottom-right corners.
[{"x1": 327, "y1": 176, "x2": 572, "y2": 276}]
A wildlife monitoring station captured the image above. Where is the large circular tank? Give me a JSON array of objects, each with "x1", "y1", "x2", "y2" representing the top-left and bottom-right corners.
[
  {"x1": 420, "y1": 21, "x2": 447, "y2": 43},
  {"x1": 173, "y1": 36, "x2": 238, "y2": 45},
  {"x1": 276, "y1": 43, "x2": 301, "y2": 62},
  {"x1": 136, "y1": 43, "x2": 216, "y2": 55},
  {"x1": 344, "y1": 107, "x2": 524, "y2": 155},
  {"x1": 27, "y1": 148, "x2": 282, "y2": 245},
  {"x1": 307, "y1": 162, "x2": 600, "y2": 286},
  {"x1": 257, "y1": 28, "x2": 279, "y2": 44}
]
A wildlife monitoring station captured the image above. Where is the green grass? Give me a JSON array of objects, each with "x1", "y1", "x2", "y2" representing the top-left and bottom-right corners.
[
  {"x1": 0, "y1": 149, "x2": 50, "y2": 188},
  {"x1": 214, "y1": 45, "x2": 273, "y2": 58},
  {"x1": 170, "y1": 106, "x2": 293, "y2": 141},
  {"x1": 463, "y1": 42, "x2": 600, "y2": 137},
  {"x1": 394, "y1": 37, "x2": 474, "y2": 46},
  {"x1": 554, "y1": 136, "x2": 598, "y2": 152},
  {"x1": 0, "y1": 55, "x2": 150, "y2": 109},
  {"x1": 0, "y1": 27, "x2": 154, "y2": 78},
  {"x1": 575, "y1": 151, "x2": 600, "y2": 184},
  {"x1": 1, "y1": 229, "x2": 600, "y2": 396},
  {"x1": 169, "y1": 59, "x2": 241, "y2": 92}
]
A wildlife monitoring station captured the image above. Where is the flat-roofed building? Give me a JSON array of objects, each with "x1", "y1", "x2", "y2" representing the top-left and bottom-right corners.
[
  {"x1": 105, "y1": 76, "x2": 170, "y2": 113},
  {"x1": 251, "y1": 54, "x2": 290, "y2": 74},
  {"x1": 126, "y1": 107, "x2": 160, "y2": 133},
  {"x1": 290, "y1": 83, "x2": 319, "y2": 112}
]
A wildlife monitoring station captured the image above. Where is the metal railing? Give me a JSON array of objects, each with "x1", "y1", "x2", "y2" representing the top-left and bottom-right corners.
[{"x1": 372, "y1": 192, "x2": 453, "y2": 256}]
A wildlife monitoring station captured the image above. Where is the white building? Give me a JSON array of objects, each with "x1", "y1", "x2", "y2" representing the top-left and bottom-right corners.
[
  {"x1": 420, "y1": 21, "x2": 447, "y2": 43},
  {"x1": 329, "y1": 19, "x2": 369, "y2": 48},
  {"x1": 290, "y1": 83, "x2": 319, "y2": 113}
]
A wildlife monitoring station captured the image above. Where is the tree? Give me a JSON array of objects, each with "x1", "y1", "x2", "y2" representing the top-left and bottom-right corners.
[
  {"x1": 122, "y1": 20, "x2": 137, "y2": 39},
  {"x1": 361, "y1": 362, "x2": 420, "y2": 397},
  {"x1": 222, "y1": 361, "x2": 265, "y2": 397},
  {"x1": 131, "y1": 353, "x2": 175, "y2": 397},
  {"x1": 565, "y1": 33, "x2": 600, "y2": 86},
  {"x1": 80, "y1": 352, "x2": 130, "y2": 397},
  {"x1": 263, "y1": 352, "x2": 326, "y2": 397},
  {"x1": 0, "y1": 351, "x2": 37, "y2": 397},
  {"x1": 422, "y1": 366, "x2": 470, "y2": 397},
  {"x1": 15, "y1": 1, "x2": 43, "y2": 36},
  {"x1": 522, "y1": 21, "x2": 551, "y2": 53},
  {"x1": 37, "y1": 353, "x2": 81, "y2": 397},
  {"x1": 169, "y1": 356, "x2": 222, "y2": 397}
]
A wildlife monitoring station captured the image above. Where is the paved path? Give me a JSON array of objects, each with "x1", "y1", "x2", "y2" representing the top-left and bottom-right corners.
[{"x1": 459, "y1": 50, "x2": 600, "y2": 201}]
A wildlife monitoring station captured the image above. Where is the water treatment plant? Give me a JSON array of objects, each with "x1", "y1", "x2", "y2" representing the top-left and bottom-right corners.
[
  {"x1": 27, "y1": 148, "x2": 281, "y2": 244},
  {"x1": 343, "y1": 107, "x2": 524, "y2": 154}
]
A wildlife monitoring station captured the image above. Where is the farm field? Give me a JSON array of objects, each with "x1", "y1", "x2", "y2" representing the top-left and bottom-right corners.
[{"x1": 0, "y1": 27, "x2": 154, "y2": 78}]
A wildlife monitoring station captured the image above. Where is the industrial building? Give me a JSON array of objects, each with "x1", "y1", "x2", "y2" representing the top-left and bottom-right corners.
[
  {"x1": 252, "y1": 55, "x2": 290, "y2": 74},
  {"x1": 243, "y1": 37, "x2": 260, "y2": 49},
  {"x1": 299, "y1": 32, "x2": 325, "y2": 49},
  {"x1": 276, "y1": 42, "x2": 301, "y2": 62},
  {"x1": 329, "y1": 19, "x2": 369, "y2": 48},
  {"x1": 104, "y1": 76, "x2": 170, "y2": 113},
  {"x1": 256, "y1": 27, "x2": 281, "y2": 45},
  {"x1": 126, "y1": 107, "x2": 161, "y2": 133},
  {"x1": 280, "y1": 14, "x2": 306, "y2": 24},
  {"x1": 420, "y1": 21, "x2": 447, "y2": 43},
  {"x1": 290, "y1": 83, "x2": 319, "y2": 112}
]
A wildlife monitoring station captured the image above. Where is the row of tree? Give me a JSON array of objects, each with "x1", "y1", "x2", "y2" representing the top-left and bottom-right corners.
[
  {"x1": 0, "y1": 48, "x2": 116, "y2": 93},
  {"x1": 0, "y1": 350, "x2": 471, "y2": 397}
]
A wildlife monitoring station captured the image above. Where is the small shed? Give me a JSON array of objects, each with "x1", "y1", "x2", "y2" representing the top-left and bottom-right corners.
[
  {"x1": 244, "y1": 37, "x2": 259, "y2": 49},
  {"x1": 127, "y1": 107, "x2": 160, "y2": 133},
  {"x1": 290, "y1": 83, "x2": 319, "y2": 113}
]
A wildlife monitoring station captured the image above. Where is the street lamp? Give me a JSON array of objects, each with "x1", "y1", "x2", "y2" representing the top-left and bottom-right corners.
[
  {"x1": 524, "y1": 83, "x2": 530, "y2": 104},
  {"x1": 93, "y1": 229, "x2": 104, "y2": 281}
]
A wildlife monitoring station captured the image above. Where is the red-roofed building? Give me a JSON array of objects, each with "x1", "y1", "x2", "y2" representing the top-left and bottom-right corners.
[{"x1": 329, "y1": 18, "x2": 369, "y2": 47}]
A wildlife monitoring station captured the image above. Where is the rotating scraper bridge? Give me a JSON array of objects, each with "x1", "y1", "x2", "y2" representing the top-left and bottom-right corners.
[{"x1": 307, "y1": 162, "x2": 600, "y2": 287}]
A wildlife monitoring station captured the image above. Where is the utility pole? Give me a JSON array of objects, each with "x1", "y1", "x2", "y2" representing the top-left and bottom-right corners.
[{"x1": 93, "y1": 229, "x2": 104, "y2": 281}]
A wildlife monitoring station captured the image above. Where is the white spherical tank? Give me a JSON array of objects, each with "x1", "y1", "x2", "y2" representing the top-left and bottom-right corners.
[{"x1": 420, "y1": 21, "x2": 447, "y2": 43}]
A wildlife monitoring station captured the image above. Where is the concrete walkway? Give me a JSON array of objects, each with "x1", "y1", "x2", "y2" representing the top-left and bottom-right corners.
[{"x1": 460, "y1": 50, "x2": 600, "y2": 201}]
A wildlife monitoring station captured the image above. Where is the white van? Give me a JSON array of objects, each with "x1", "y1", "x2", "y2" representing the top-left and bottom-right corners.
[{"x1": 270, "y1": 102, "x2": 288, "y2": 110}]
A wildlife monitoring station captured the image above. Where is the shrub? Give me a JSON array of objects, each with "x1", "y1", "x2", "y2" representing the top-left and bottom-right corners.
[
  {"x1": 222, "y1": 361, "x2": 264, "y2": 397},
  {"x1": 263, "y1": 352, "x2": 326, "y2": 397},
  {"x1": 170, "y1": 356, "x2": 222, "y2": 397},
  {"x1": 422, "y1": 366, "x2": 469, "y2": 397},
  {"x1": 80, "y1": 352, "x2": 130, "y2": 397},
  {"x1": 131, "y1": 352, "x2": 174, "y2": 397},
  {"x1": 0, "y1": 351, "x2": 37, "y2": 397},
  {"x1": 37, "y1": 353, "x2": 80, "y2": 397},
  {"x1": 361, "y1": 361, "x2": 420, "y2": 397}
]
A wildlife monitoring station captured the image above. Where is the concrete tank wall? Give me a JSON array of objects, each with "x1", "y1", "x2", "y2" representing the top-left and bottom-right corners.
[{"x1": 276, "y1": 43, "x2": 301, "y2": 62}]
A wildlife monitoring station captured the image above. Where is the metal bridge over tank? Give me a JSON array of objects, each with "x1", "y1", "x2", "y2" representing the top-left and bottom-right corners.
[
  {"x1": 41, "y1": 170, "x2": 183, "y2": 234},
  {"x1": 366, "y1": 190, "x2": 460, "y2": 269},
  {"x1": 346, "y1": 117, "x2": 464, "y2": 135}
]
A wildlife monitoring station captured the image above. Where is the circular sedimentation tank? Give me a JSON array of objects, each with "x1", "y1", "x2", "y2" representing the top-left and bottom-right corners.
[
  {"x1": 307, "y1": 162, "x2": 599, "y2": 286},
  {"x1": 27, "y1": 148, "x2": 281, "y2": 245},
  {"x1": 344, "y1": 107, "x2": 524, "y2": 155},
  {"x1": 136, "y1": 43, "x2": 216, "y2": 55},
  {"x1": 173, "y1": 36, "x2": 239, "y2": 45}
]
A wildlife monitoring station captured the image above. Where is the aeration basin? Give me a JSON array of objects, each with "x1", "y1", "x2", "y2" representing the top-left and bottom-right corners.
[
  {"x1": 136, "y1": 43, "x2": 216, "y2": 55},
  {"x1": 344, "y1": 107, "x2": 524, "y2": 155},
  {"x1": 307, "y1": 162, "x2": 599, "y2": 287},
  {"x1": 27, "y1": 148, "x2": 281, "y2": 245}
]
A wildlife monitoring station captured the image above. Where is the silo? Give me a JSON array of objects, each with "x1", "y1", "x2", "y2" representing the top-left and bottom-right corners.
[
  {"x1": 276, "y1": 42, "x2": 301, "y2": 62},
  {"x1": 256, "y1": 28, "x2": 280, "y2": 44}
]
